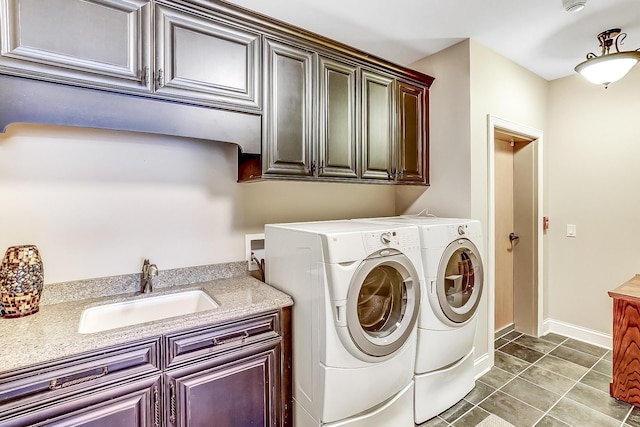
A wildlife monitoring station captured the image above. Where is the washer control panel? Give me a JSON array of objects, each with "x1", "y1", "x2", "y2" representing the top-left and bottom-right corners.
[{"x1": 362, "y1": 228, "x2": 420, "y2": 253}]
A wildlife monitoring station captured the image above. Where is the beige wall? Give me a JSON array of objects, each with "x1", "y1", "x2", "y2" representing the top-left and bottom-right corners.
[
  {"x1": 547, "y1": 67, "x2": 640, "y2": 335},
  {"x1": 398, "y1": 40, "x2": 471, "y2": 218},
  {"x1": 0, "y1": 124, "x2": 396, "y2": 284}
]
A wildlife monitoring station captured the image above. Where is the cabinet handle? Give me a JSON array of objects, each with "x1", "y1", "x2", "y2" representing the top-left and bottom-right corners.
[
  {"x1": 156, "y1": 69, "x2": 164, "y2": 88},
  {"x1": 169, "y1": 381, "x2": 177, "y2": 425},
  {"x1": 48, "y1": 366, "x2": 108, "y2": 390},
  {"x1": 141, "y1": 66, "x2": 149, "y2": 87},
  {"x1": 153, "y1": 385, "x2": 160, "y2": 427},
  {"x1": 212, "y1": 330, "x2": 250, "y2": 346}
]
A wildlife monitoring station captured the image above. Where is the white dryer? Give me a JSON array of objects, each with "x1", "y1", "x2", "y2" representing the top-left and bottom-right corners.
[
  {"x1": 357, "y1": 216, "x2": 484, "y2": 423},
  {"x1": 265, "y1": 220, "x2": 423, "y2": 427}
]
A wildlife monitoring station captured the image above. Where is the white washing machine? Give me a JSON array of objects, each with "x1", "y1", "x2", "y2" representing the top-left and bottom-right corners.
[
  {"x1": 265, "y1": 220, "x2": 423, "y2": 427},
  {"x1": 357, "y1": 216, "x2": 484, "y2": 423}
]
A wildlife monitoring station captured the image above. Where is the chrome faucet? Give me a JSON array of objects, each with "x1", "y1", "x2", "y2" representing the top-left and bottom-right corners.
[{"x1": 141, "y1": 259, "x2": 158, "y2": 294}]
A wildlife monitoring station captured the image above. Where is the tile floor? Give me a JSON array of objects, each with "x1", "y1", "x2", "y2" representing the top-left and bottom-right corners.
[{"x1": 419, "y1": 329, "x2": 640, "y2": 427}]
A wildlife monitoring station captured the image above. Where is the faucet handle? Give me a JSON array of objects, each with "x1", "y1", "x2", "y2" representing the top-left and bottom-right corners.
[{"x1": 142, "y1": 259, "x2": 150, "y2": 276}]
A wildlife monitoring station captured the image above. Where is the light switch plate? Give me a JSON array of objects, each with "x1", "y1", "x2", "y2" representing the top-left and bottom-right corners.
[{"x1": 566, "y1": 224, "x2": 577, "y2": 237}]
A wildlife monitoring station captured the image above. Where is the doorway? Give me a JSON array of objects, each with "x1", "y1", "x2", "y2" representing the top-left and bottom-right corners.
[{"x1": 487, "y1": 116, "x2": 543, "y2": 348}]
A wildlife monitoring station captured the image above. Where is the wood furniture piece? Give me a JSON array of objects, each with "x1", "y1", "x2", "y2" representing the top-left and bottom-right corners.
[
  {"x1": 609, "y1": 275, "x2": 640, "y2": 406},
  {"x1": 0, "y1": 308, "x2": 292, "y2": 427},
  {"x1": 0, "y1": 0, "x2": 433, "y2": 185}
]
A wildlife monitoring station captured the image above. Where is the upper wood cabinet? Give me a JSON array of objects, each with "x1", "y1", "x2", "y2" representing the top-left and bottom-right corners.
[
  {"x1": 318, "y1": 56, "x2": 359, "y2": 179},
  {"x1": 0, "y1": 0, "x2": 262, "y2": 110},
  {"x1": 396, "y1": 80, "x2": 428, "y2": 184},
  {"x1": 154, "y1": 3, "x2": 261, "y2": 109},
  {"x1": 0, "y1": 0, "x2": 151, "y2": 91},
  {"x1": 263, "y1": 38, "x2": 315, "y2": 177},
  {"x1": 361, "y1": 69, "x2": 395, "y2": 181}
]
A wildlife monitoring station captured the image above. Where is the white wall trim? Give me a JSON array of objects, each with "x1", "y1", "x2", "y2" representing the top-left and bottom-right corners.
[
  {"x1": 542, "y1": 318, "x2": 612, "y2": 350},
  {"x1": 486, "y1": 114, "x2": 544, "y2": 370},
  {"x1": 474, "y1": 352, "x2": 492, "y2": 379}
]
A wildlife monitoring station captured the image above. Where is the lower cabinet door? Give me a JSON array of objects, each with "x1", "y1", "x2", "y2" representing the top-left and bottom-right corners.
[
  {"x1": 166, "y1": 342, "x2": 281, "y2": 427},
  {"x1": 2, "y1": 375, "x2": 162, "y2": 427}
]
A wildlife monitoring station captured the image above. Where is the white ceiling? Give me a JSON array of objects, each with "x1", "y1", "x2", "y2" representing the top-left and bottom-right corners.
[{"x1": 224, "y1": 0, "x2": 640, "y2": 81}]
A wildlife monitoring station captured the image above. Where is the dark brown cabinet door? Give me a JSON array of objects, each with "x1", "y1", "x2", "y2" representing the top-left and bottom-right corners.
[
  {"x1": 154, "y1": 3, "x2": 261, "y2": 109},
  {"x1": 263, "y1": 38, "x2": 315, "y2": 177},
  {"x1": 360, "y1": 69, "x2": 395, "y2": 181},
  {"x1": 0, "y1": 0, "x2": 151, "y2": 91},
  {"x1": 396, "y1": 80, "x2": 428, "y2": 184},
  {"x1": 318, "y1": 56, "x2": 358, "y2": 178},
  {"x1": 166, "y1": 342, "x2": 281, "y2": 427}
]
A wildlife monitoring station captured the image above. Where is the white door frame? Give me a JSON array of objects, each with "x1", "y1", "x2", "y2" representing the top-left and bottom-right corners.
[{"x1": 487, "y1": 114, "x2": 544, "y2": 364}]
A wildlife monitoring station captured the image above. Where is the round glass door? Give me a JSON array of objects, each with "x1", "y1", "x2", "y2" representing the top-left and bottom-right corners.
[
  {"x1": 346, "y1": 251, "x2": 420, "y2": 357},
  {"x1": 435, "y1": 239, "x2": 483, "y2": 323}
]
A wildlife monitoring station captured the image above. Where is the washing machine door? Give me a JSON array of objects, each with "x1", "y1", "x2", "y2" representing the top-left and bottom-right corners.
[
  {"x1": 434, "y1": 238, "x2": 483, "y2": 324},
  {"x1": 345, "y1": 249, "x2": 421, "y2": 357}
]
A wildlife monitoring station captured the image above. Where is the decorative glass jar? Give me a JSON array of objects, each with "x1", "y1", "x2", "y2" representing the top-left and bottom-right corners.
[{"x1": 0, "y1": 245, "x2": 44, "y2": 318}]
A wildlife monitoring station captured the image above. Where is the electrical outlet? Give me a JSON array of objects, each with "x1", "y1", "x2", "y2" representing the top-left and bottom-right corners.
[{"x1": 245, "y1": 233, "x2": 265, "y2": 271}]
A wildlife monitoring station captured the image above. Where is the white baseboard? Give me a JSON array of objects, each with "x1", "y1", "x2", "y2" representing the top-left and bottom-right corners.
[
  {"x1": 474, "y1": 352, "x2": 492, "y2": 379},
  {"x1": 541, "y1": 318, "x2": 612, "y2": 350}
]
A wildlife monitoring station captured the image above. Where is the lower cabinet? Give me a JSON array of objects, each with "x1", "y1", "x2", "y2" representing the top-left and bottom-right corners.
[{"x1": 0, "y1": 308, "x2": 291, "y2": 427}]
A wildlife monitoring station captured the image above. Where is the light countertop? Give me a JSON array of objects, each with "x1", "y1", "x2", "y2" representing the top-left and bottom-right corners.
[{"x1": 0, "y1": 275, "x2": 292, "y2": 372}]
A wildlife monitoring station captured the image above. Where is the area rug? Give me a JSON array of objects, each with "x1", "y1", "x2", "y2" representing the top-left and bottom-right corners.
[{"x1": 477, "y1": 414, "x2": 516, "y2": 427}]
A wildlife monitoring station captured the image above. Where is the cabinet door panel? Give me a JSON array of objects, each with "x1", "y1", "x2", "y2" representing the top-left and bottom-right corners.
[
  {"x1": 167, "y1": 344, "x2": 280, "y2": 427},
  {"x1": 154, "y1": 4, "x2": 261, "y2": 109},
  {"x1": 397, "y1": 81, "x2": 427, "y2": 184},
  {"x1": 361, "y1": 70, "x2": 394, "y2": 180},
  {"x1": 263, "y1": 38, "x2": 314, "y2": 176},
  {"x1": 1, "y1": 375, "x2": 162, "y2": 427},
  {"x1": 318, "y1": 56, "x2": 358, "y2": 178},
  {"x1": 0, "y1": 0, "x2": 150, "y2": 91}
]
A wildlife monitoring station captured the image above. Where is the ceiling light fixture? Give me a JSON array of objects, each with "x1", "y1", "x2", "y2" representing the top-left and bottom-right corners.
[
  {"x1": 575, "y1": 29, "x2": 640, "y2": 88},
  {"x1": 563, "y1": 0, "x2": 587, "y2": 13}
]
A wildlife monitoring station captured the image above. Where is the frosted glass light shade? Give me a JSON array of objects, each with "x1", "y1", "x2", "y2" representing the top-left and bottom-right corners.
[{"x1": 575, "y1": 52, "x2": 640, "y2": 86}]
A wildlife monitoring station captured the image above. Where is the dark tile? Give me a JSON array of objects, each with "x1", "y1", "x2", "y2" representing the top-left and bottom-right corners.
[
  {"x1": 495, "y1": 337, "x2": 509, "y2": 349},
  {"x1": 500, "y1": 342, "x2": 545, "y2": 363},
  {"x1": 519, "y1": 364, "x2": 576, "y2": 395},
  {"x1": 478, "y1": 367, "x2": 515, "y2": 389},
  {"x1": 479, "y1": 390, "x2": 544, "y2": 427},
  {"x1": 495, "y1": 350, "x2": 531, "y2": 375},
  {"x1": 534, "y1": 354, "x2": 588, "y2": 380},
  {"x1": 627, "y1": 406, "x2": 640, "y2": 427},
  {"x1": 566, "y1": 382, "x2": 631, "y2": 421},
  {"x1": 464, "y1": 381, "x2": 495, "y2": 404},
  {"x1": 540, "y1": 333, "x2": 567, "y2": 345},
  {"x1": 503, "y1": 330, "x2": 523, "y2": 341},
  {"x1": 501, "y1": 377, "x2": 561, "y2": 412},
  {"x1": 440, "y1": 398, "x2": 473, "y2": 423},
  {"x1": 550, "y1": 345, "x2": 599, "y2": 369},
  {"x1": 496, "y1": 325, "x2": 516, "y2": 339},
  {"x1": 580, "y1": 369, "x2": 612, "y2": 393},
  {"x1": 515, "y1": 335, "x2": 559, "y2": 354},
  {"x1": 417, "y1": 415, "x2": 449, "y2": 427},
  {"x1": 548, "y1": 397, "x2": 620, "y2": 427},
  {"x1": 452, "y1": 406, "x2": 490, "y2": 427},
  {"x1": 563, "y1": 338, "x2": 609, "y2": 358},
  {"x1": 534, "y1": 415, "x2": 571, "y2": 426},
  {"x1": 593, "y1": 359, "x2": 612, "y2": 376}
]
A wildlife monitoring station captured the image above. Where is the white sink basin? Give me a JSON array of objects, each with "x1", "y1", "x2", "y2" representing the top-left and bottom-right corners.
[{"x1": 78, "y1": 290, "x2": 219, "y2": 334}]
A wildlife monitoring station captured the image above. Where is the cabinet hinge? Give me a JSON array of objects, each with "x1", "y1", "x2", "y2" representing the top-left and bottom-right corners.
[
  {"x1": 310, "y1": 161, "x2": 316, "y2": 175},
  {"x1": 156, "y1": 69, "x2": 165, "y2": 89},
  {"x1": 141, "y1": 66, "x2": 150, "y2": 87}
]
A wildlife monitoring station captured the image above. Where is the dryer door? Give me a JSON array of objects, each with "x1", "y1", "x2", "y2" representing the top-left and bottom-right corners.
[
  {"x1": 346, "y1": 250, "x2": 421, "y2": 357},
  {"x1": 435, "y1": 238, "x2": 483, "y2": 324}
]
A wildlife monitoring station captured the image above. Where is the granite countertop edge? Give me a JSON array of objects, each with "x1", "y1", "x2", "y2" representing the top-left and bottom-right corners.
[{"x1": 0, "y1": 275, "x2": 293, "y2": 373}]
